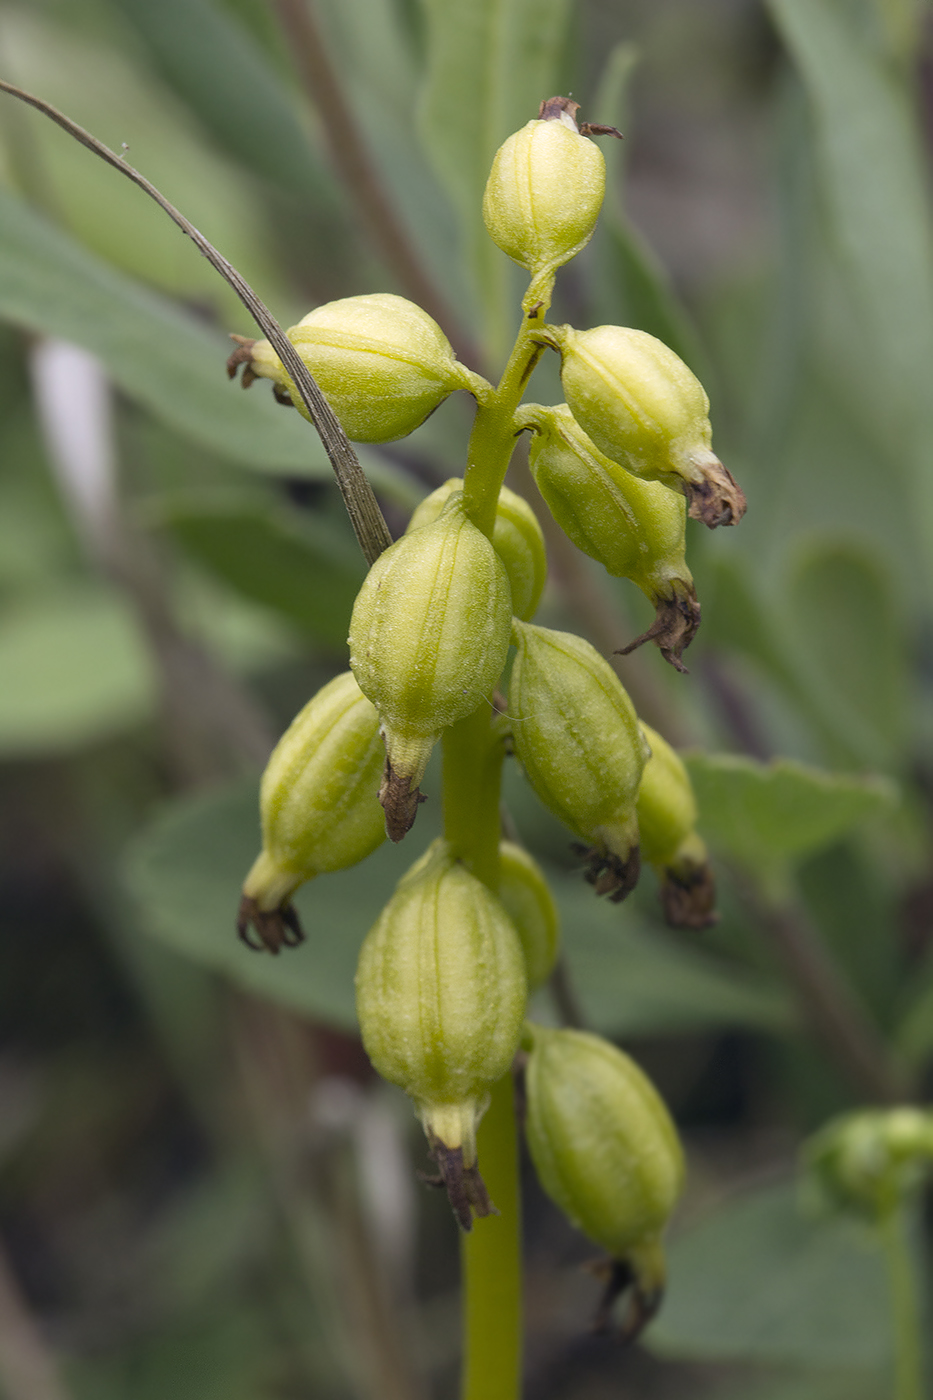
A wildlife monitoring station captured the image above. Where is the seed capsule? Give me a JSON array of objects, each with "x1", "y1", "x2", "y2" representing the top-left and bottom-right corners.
[
  {"x1": 805, "y1": 1108, "x2": 933, "y2": 1218},
  {"x1": 355, "y1": 839, "x2": 527, "y2": 1228},
  {"x1": 498, "y1": 841, "x2": 560, "y2": 989},
  {"x1": 538, "y1": 324, "x2": 746, "y2": 528},
  {"x1": 524, "y1": 404, "x2": 699, "y2": 669},
  {"x1": 229, "y1": 294, "x2": 490, "y2": 442},
  {"x1": 524, "y1": 1024, "x2": 684, "y2": 1337},
  {"x1": 348, "y1": 493, "x2": 512, "y2": 841},
  {"x1": 238, "y1": 672, "x2": 385, "y2": 953},
  {"x1": 483, "y1": 98, "x2": 607, "y2": 283},
  {"x1": 508, "y1": 620, "x2": 649, "y2": 901},
  {"x1": 637, "y1": 724, "x2": 717, "y2": 930},
  {"x1": 407, "y1": 477, "x2": 547, "y2": 621}
]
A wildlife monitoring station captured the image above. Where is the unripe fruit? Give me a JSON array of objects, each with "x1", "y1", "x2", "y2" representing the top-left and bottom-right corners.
[
  {"x1": 348, "y1": 493, "x2": 512, "y2": 841},
  {"x1": 540, "y1": 324, "x2": 746, "y2": 528},
  {"x1": 483, "y1": 102, "x2": 606, "y2": 279},
  {"x1": 805, "y1": 1108, "x2": 933, "y2": 1218},
  {"x1": 637, "y1": 724, "x2": 717, "y2": 930},
  {"x1": 524, "y1": 1024, "x2": 684, "y2": 1337},
  {"x1": 233, "y1": 294, "x2": 490, "y2": 442},
  {"x1": 524, "y1": 404, "x2": 699, "y2": 669},
  {"x1": 508, "y1": 620, "x2": 649, "y2": 901},
  {"x1": 407, "y1": 477, "x2": 547, "y2": 621},
  {"x1": 238, "y1": 672, "x2": 385, "y2": 953},
  {"x1": 355, "y1": 839, "x2": 527, "y2": 1228},
  {"x1": 498, "y1": 841, "x2": 560, "y2": 989}
]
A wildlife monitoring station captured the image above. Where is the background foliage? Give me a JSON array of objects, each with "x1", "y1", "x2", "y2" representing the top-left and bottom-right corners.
[{"x1": 0, "y1": 0, "x2": 931, "y2": 1396}]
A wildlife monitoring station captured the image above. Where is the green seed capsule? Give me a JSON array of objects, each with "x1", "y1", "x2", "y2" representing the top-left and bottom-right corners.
[
  {"x1": 805, "y1": 1108, "x2": 933, "y2": 1218},
  {"x1": 524, "y1": 404, "x2": 699, "y2": 669},
  {"x1": 540, "y1": 324, "x2": 746, "y2": 529},
  {"x1": 508, "y1": 620, "x2": 649, "y2": 901},
  {"x1": 524, "y1": 1024, "x2": 684, "y2": 1337},
  {"x1": 355, "y1": 839, "x2": 527, "y2": 1228},
  {"x1": 498, "y1": 841, "x2": 560, "y2": 990},
  {"x1": 235, "y1": 294, "x2": 490, "y2": 442},
  {"x1": 348, "y1": 493, "x2": 512, "y2": 841},
  {"x1": 637, "y1": 723, "x2": 717, "y2": 930},
  {"x1": 407, "y1": 478, "x2": 547, "y2": 621},
  {"x1": 483, "y1": 100, "x2": 606, "y2": 281},
  {"x1": 238, "y1": 672, "x2": 385, "y2": 953}
]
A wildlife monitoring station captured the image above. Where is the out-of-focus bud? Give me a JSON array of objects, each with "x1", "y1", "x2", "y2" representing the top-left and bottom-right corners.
[
  {"x1": 523, "y1": 404, "x2": 699, "y2": 669},
  {"x1": 406, "y1": 477, "x2": 547, "y2": 621},
  {"x1": 483, "y1": 97, "x2": 608, "y2": 286},
  {"x1": 523, "y1": 1024, "x2": 684, "y2": 1338},
  {"x1": 355, "y1": 839, "x2": 527, "y2": 1229},
  {"x1": 227, "y1": 294, "x2": 490, "y2": 442},
  {"x1": 637, "y1": 723, "x2": 717, "y2": 929},
  {"x1": 349, "y1": 493, "x2": 512, "y2": 841},
  {"x1": 536, "y1": 324, "x2": 746, "y2": 528},
  {"x1": 498, "y1": 841, "x2": 560, "y2": 989},
  {"x1": 804, "y1": 1108, "x2": 933, "y2": 1219},
  {"x1": 508, "y1": 620, "x2": 649, "y2": 901},
  {"x1": 238, "y1": 672, "x2": 385, "y2": 953}
]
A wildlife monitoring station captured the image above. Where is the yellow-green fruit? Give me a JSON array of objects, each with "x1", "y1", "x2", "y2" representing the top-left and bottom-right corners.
[
  {"x1": 356, "y1": 839, "x2": 527, "y2": 1227},
  {"x1": 498, "y1": 841, "x2": 560, "y2": 989},
  {"x1": 508, "y1": 620, "x2": 649, "y2": 901},
  {"x1": 407, "y1": 478, "x2": 547, "y2": 621},
  {"x1": 545, "y1": 324, "x2": 746, "y2": 528},
  {"x1": 483, "y1": 112, "x2": 605, "y2": 278},
  {"x1": 637, "y1": 724, "x2": 717, "y2": 929},
  {"x1": 246, "y1": 294, "x2": 489, "y2": 442},
  {"x1": 805, "y1": 1108, "x2": 933, "y2": 1218},
  {"x1": 524, "y1": 1024, "x2": 684, "y2": 1334},
  {"x1": 525, "y1": 404, "x2": 699, "y2": 669},
  {"x1": 349, "y1": 493, "x2": 512, "y2": 840},
  {"x1": 239, "y1": 672, "x2": 385, "y2": 953}
]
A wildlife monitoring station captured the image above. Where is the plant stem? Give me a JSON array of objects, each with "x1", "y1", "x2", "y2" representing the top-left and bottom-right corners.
[
  {"x1": 880, "y1": 1201, "x2": 925, "y2": 1400},
  {"x1": 460, "y1": 1073, "x2": 522, "y2": 1400},
  {"x1": 441, "y1": 705, "x2": 505, "y2": 887}
]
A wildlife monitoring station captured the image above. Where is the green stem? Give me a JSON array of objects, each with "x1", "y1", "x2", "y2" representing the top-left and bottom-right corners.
[
  {"x1": 441, "y1": 705, "x2": 506, "y2": 887},
  {"x1": 460, "y1": 1073, "x2": 522, "y2": 1400},
  {"x1": 462, "y1": 276, "x2": 554, "y2": 536},
  {"x1": 881, "y1": 1201, "x2": 925, "y2": 1400}
]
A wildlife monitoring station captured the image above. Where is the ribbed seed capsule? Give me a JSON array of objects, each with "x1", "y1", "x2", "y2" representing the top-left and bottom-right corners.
[
  {"x1": 524, "y1": 1024, "x2": 684, "y2": 1337},
  {"x1": 228, "y1": 293, "x2": 490, "y2": 442},
  {"x1": 498, "y1": 841, "x2": 560, "y2": 989},
  {"x1": 524, "y1": 404, "x2": 699, "y2": 670},
  {"x1": 355, "y1": 839, "x2": 527, "y2": 1229},
  {"x1": 348, "y1": 493, "x2": 512, "y2": 841},
  {"x1": 508, "y1": 620, "x2": 649, "y2": 901},
  {"x1": 638, "y1": 723, "x2": 717, "y2": 930},
  {"x1": 805, "y1": 1108, "x2": 933, "y2": 1218},
  {"x1": 483, "y1": 98, "x2": 607, "y2": 288},
  {"x1": 406, "y1": 478, "x2": 547, "y2": 621},
  {"x1": 238, "y1": 672, "x2": 385, "y2": 953},
  {"x1": 539, "y1": 324, "x2": 746, "y2": 529}
]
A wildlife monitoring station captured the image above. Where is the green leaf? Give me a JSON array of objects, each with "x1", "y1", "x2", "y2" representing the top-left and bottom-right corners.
[
  {"x1": 159, "y1": 498, "x2": 365, "y2": 649},
  {"x1": 555, "y1": 875, "x2": 792, "y2": 1038},
  {"x1": 685, "y1": 752, "x2": 897, "y2": 878},
  {"x1": 123, "y1": 777, "x2": 443, "y2": 1030},
  {"x1": 0, "y1": 584, "x2": 155, "y2": 755},
  {"x1": 0, "y1": 187, "x2": 406, "y2": 493},
  {"x1": 649, "y1": 1181, "x2": 892, "y2": 1367},
  {"x1": 767, "y1": 0, "x2": 933, "y2": 573},
  {"x1": 417, "y1": 0, "x2": 570, "y2": 355}
]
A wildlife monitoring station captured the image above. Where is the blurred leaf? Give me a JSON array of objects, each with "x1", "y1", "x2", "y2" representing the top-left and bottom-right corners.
[
  {"x1": 0, "y1": 584, "x2": 154, "y2": 755},
  {"x1": 767, "y1": 0, "x2": 933, "y2": 572},
  {"x1": 0, "y1": 187, "x2": 407, "y2": 493},
  {"x1": 124, "y1": 777, "x2": 441, "y2": 1029},
  {"x1": 685, "y1": 752, "x2": 897, "y2": 878},
  {"x1": 159, "y1": 498, "x2": 365, "y2": 649},
  {"x1": 554, "y1": 874, "x2": 792, "y2": 1038},
  {"x1": 784, "y1": 543, "x2": 907, "y2": 768},
  {"x1": 418, "y1": 0, "x2": 569, "y2": 355},
  {"x1": 716, "y1": 1370, "x2": 888, "y2": 1400},
  {"x1": 650, "y1": 1181, "x2": 892, "y2": 1366},
  {"x1": 112, "y1": 0, "x2": 333, "y2": 198},
  {"x1": 892, "y1": 953, "x2": 933, "y2": 1064}
]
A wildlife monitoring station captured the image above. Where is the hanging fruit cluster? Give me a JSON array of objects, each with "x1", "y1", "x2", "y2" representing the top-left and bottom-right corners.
[{"x1": 230, "y1": 96, "x2": 745, "y2": 1335}]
